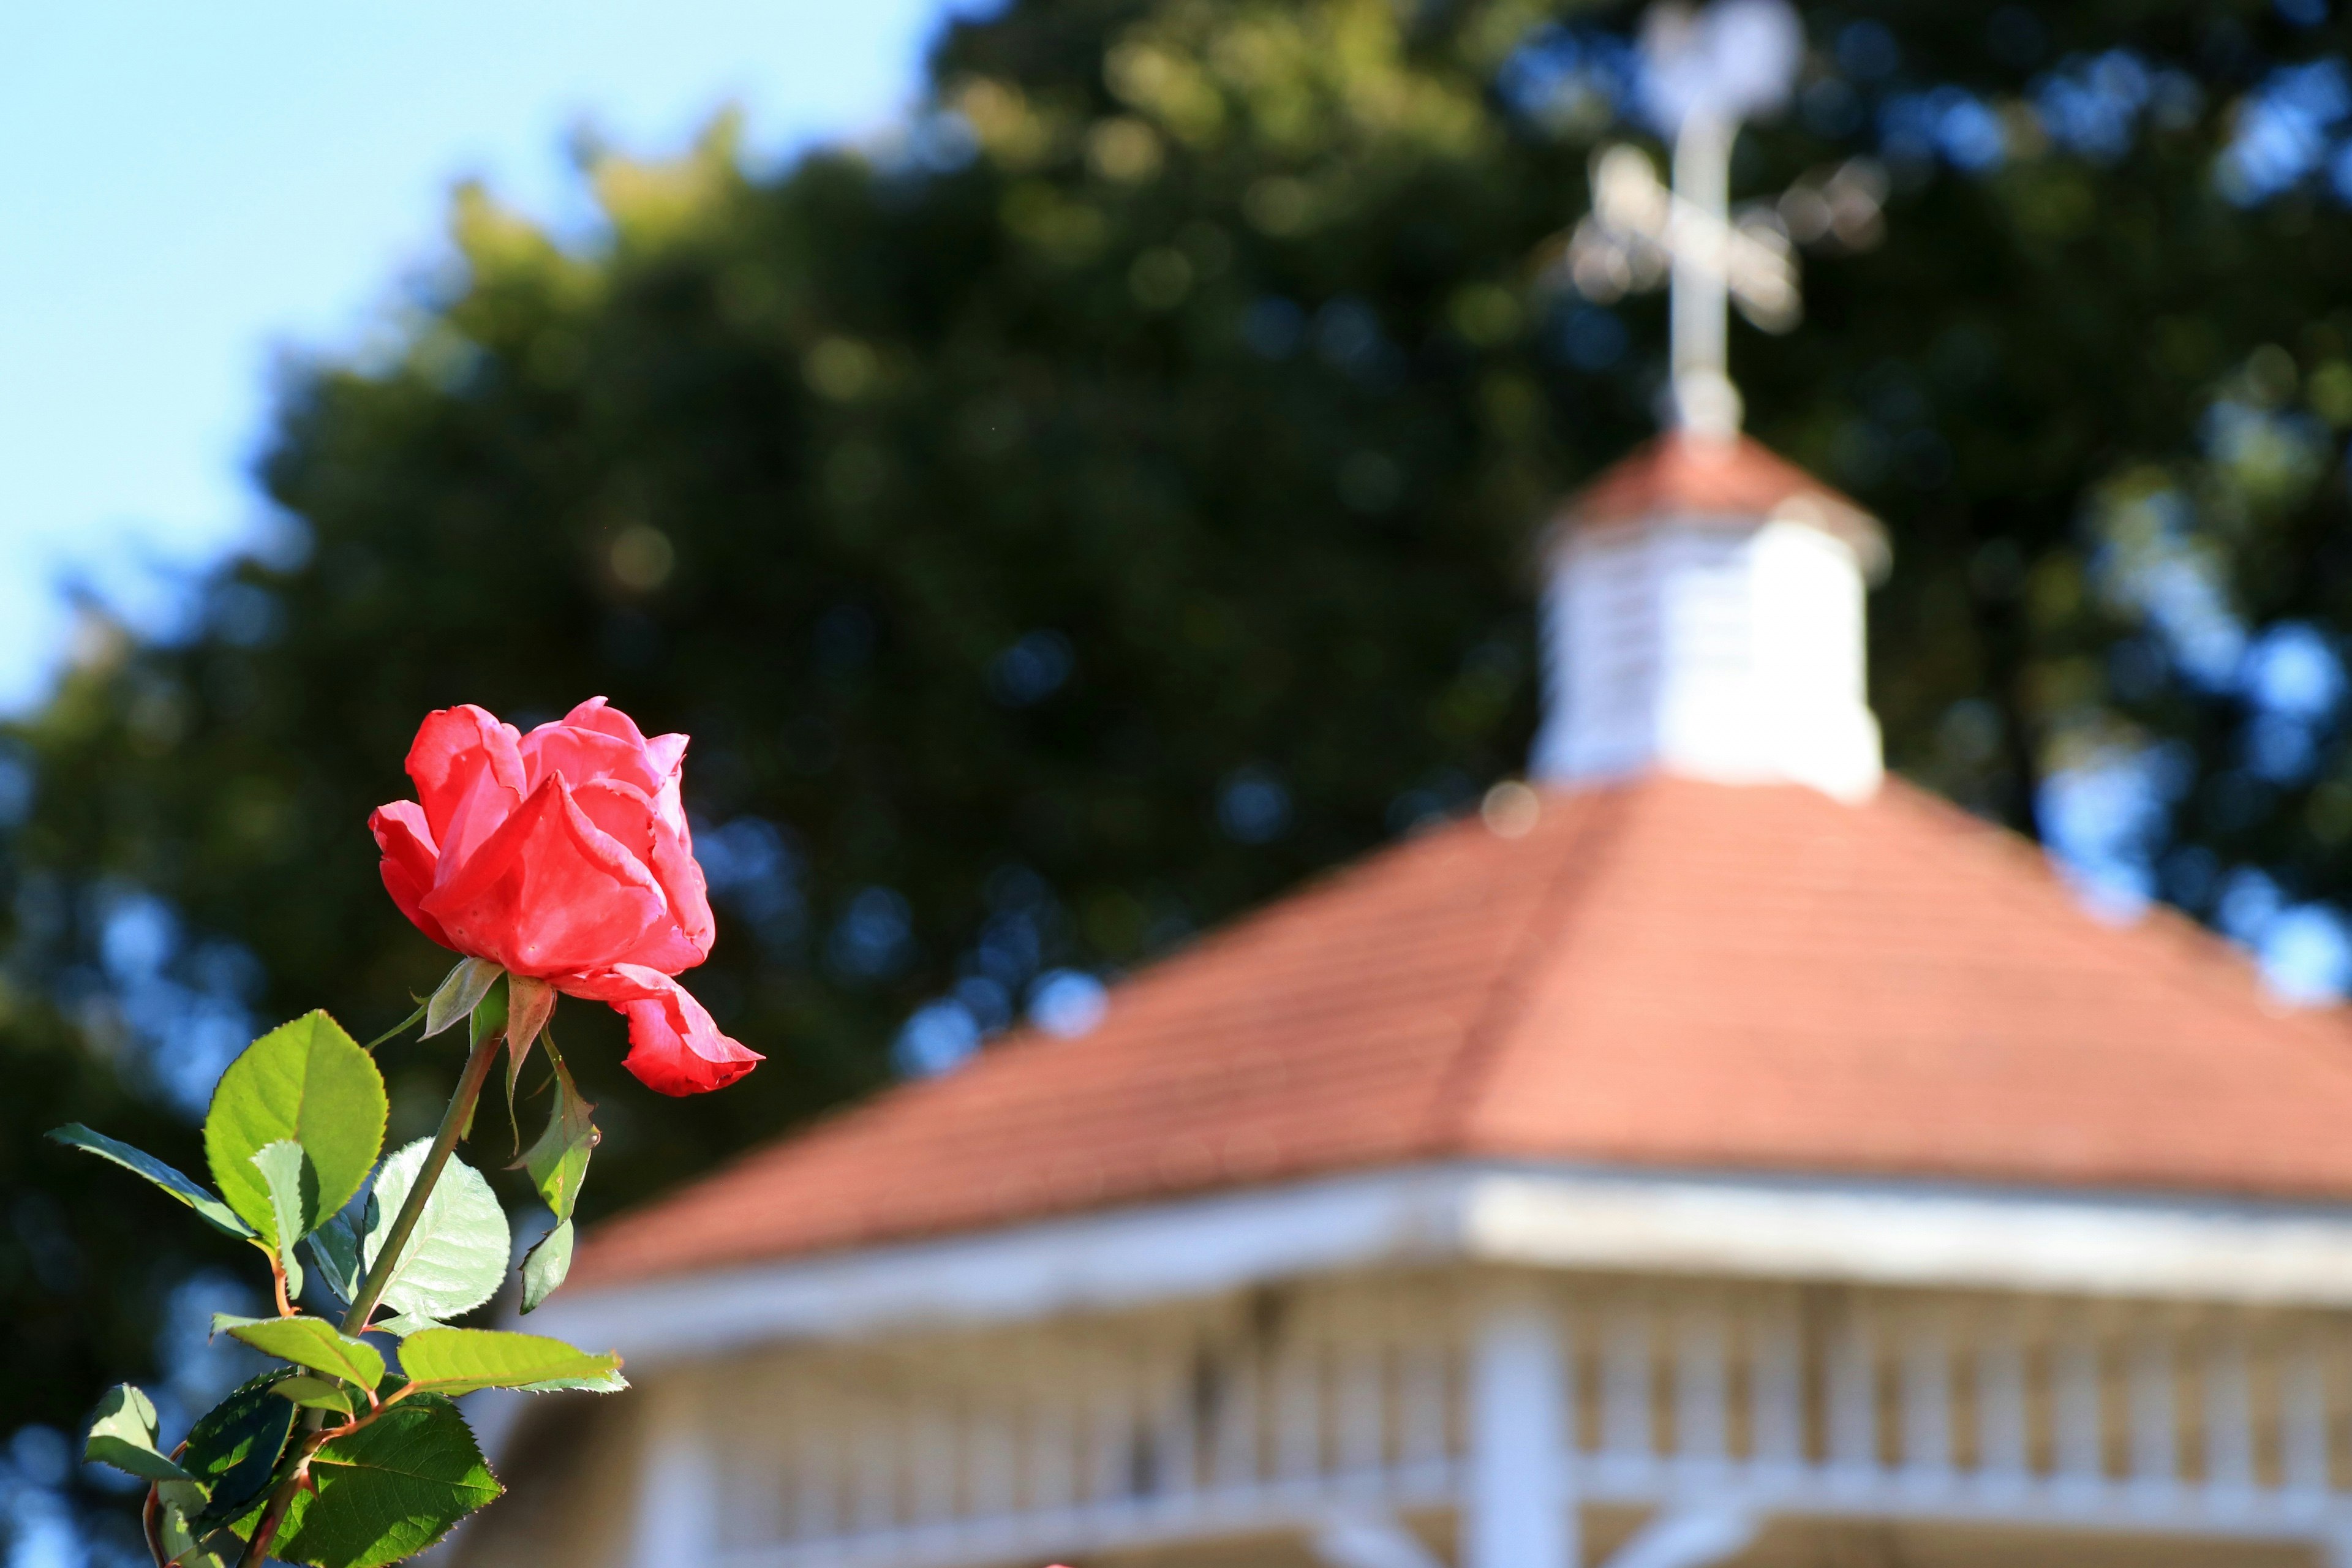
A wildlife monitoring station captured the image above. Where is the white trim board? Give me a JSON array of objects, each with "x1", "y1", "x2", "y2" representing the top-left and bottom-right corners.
[{"x1": 528, "y1": 1162, "x2": 2352, "y2": 1366}]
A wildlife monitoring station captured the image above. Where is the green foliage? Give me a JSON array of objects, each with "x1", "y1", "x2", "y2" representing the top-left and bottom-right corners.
[
  {"x1": 515, "y1": 1031, "x2": 597, "y2": 1310},
  {"x1": 214, "y1": 1314, "x2": 386, "y2": 1392},
  {"x1": 271, "y1": 1376, "x2": 357, "y2": 1415},
  {"x1": 252, "y1": 1137, "x2": 312, "y2": 1298},
  {"x1": 203, "y1": 1011, "x2": 388, "y2": 1239},
  {"x1": 396, "y1": 1327, "x2": 622, "y2": 1396},
  {"x1": 44, "y1": 1123, "x2": 255, "y2": 1240},
  {"x1": 519, "y1": 1040, "x2": 596, "y2": 1223},
  {"x1": 157, "y1": 1493, "x2": 240, "y2": 1568},
  {"x1": 262, "y1": 1396, "x2": 500, "y2": 1568},
  {"x1": 518, "y1": 1219, "x2": 574, "y2": 1316},
  {"x1": 82, "y1": 1382, "x2": 195, "y2": 1483},
  {"x1": 360, "y1": 1139, "x2": 510, "y2": 1324},
  {"x1": 304, "y1": 1211, "x2": 366, "y2": 1309},
  {"x1": 182, "y1": 1371, "x2": 299, "y2": 1529}
]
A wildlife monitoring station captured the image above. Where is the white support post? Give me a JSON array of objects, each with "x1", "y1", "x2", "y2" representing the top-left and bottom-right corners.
[
  {"x1": 1462, "y1": 1283, "x2": 1575, "y2": 1568},
  {"x1": 634, "y1": 1373, "x2": 718, "y2": 1568}
]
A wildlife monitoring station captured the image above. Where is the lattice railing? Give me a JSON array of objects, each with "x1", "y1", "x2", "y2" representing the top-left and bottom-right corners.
[{"x1": 693, "y1": 1271, "x2": 2352, "y2": 1566}]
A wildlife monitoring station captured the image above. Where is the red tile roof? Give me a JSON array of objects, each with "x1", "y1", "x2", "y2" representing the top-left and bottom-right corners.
[
  {"x1": 1558, "y1": 431, "x2": 1885, "y2": 565},
  {"x1": 573, "y1": 778, "x2": 2352, "y2": 1290}
]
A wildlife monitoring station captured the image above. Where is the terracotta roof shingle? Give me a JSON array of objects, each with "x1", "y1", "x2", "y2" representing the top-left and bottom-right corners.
[{"x1": 573, "y1": 778, "x2": 2352, "y2": 1291}]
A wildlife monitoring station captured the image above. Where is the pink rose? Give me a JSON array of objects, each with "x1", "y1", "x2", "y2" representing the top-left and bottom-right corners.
[{"x1": 369, "y1": 698, "x2": 761, "y2": 1095}]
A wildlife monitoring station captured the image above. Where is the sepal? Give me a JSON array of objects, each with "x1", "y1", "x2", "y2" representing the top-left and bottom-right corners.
[{"x1": 424, "y1": 957, "x2": 502, "y2": 1039}]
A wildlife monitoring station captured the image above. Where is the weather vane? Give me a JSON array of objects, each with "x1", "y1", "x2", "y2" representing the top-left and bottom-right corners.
[{"x1": 1551, "y1": 0, "x2": 1887, "y2": 440}]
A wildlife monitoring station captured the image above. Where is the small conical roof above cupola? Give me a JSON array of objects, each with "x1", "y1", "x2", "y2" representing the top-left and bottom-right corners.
[{"x1": 1561, "y1": 429, "x2": 1882, "y2": 556}]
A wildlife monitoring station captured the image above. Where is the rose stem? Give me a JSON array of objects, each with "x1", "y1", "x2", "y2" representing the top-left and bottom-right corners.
[
  {"x1": 234, "y1": 1024, "x2": 505, "y2": 1568},
  {"x1": 341, "y1": 1022, "x2": 504, "y2": 1333}
]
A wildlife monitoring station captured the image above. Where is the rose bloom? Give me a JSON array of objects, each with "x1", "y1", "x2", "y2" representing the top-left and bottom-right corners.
[{"x1": 369, "y1": 698, "x2": 761, "y2": 1095}]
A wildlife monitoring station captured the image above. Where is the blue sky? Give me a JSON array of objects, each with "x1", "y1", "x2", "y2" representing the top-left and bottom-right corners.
[{"x1": 0, "y1": 0, "x2": 954, "y2": 713}]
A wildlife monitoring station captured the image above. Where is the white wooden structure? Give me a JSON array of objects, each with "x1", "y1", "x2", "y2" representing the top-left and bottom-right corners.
[
  {"x1": 444, "y1": 7, "x2": 2352, "y2": 1564},
  {"x1": 474, "y1": 1168, "x2": 2352, "y2": 1568}
]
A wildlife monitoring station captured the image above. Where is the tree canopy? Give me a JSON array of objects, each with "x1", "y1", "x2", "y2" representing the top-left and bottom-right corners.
[{"x1": 7, "y1": 0, "x2": 2352, "y2": 1544}]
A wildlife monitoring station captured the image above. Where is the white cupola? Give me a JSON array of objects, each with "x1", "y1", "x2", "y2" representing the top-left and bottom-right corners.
[{"x1": 1529, "y1": 429, "x2": 1887, "y2": 802}]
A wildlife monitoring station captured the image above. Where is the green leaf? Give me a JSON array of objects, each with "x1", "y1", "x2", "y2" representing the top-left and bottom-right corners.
[
  {"x1": 360, "y1": 1139, "x2": 510, "y2": 1324},
  {"x1": 215, "y1": 1314, "x2": 384, "y2": 1390},
  {"x1": 395, "y1": 1327, "x2": 622, "y2": 1397},
  {"x1": 516, "y1": 1035, "x2": 597, "y2": 1225},
  {"x1": 264, "y1": 1396, "x2": 500, "y2": 1568},
  {"x1": 251, "y1": 1139, "x2": 311, "y2": 1300},
  {"x1": 183, "y1": 1373, "x2": 298, "y2": 1529},
  {"x1": 156, "y1": 1492, "x2": 239, "y2": 1568},
  {"x1": 370, "y1": 1313, "x2": 445, "y2": 1339},
  {"x1": 204, "y1": 1012, "x2": 388, "y2": 1241},
  {"x1": 423, "y1": 957, "x2": 501, "y2": 1039},
  {"x1": 83, "y1": 1384, "x2": 195, "y2": 1483},
  {"x1": 45, "y1": 1125, "x2": 255, "y2": 1240},
  {"x1": 518, "y1": 1218, "x2": 573, "y2": 1314},
  {"x1": 303, "y1": 1212, "x2": 363, "y2": 1310},
  {"x1": 516, "y1": 1368, "x2": 629, "y2": 1394},
  {"x1": 270, "y1": 1377, "x2": 355, "y2": 1415}
]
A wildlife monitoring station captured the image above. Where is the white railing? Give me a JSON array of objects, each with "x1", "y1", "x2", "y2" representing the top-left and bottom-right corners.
[{"x1": 688, "y1": 1273, "x2": 2352, "y2": 1567}]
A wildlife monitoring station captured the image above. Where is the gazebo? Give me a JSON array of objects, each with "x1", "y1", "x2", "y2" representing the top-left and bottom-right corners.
[{"x1": 450, "y1": 426, "x2": 2352, "y2": 1568}]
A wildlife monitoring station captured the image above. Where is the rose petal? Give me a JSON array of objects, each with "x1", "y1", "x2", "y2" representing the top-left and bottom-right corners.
[
  {"x1": 560, "y1": 697, "x2": 689, "y2": 788},
  {"x1": 567, "y1": 779, "x2": 713, "y2": 971},
  {"x1": 559, "y1": 965, "x2": 761, "y2": 1095},
  {"x1": 557, "y1": 696, "x2": 645, "y2": 746},
  {"x1": 519, "y1": 723, "x2": 665, "y2": 799},
  {"x1": 640, "y1": 813, "x2": 715, "y2": 968},
  {"x1": 405, "y1": 706, "x2": 527, "y2": 873},
  {"x1": 369, "y1": 802, "x2": 454, "y2": 950},
  {"x1": 418, "y1": 774, "x2": 666, "y2": 976},
  {"x1": 642, "y1": 730, "x2": 688, "y2": 783}
]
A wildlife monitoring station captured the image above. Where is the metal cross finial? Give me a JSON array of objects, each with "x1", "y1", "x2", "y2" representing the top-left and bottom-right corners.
[{"x1": 1551, "y1": 0, "x2": 1882, "y2": 442}]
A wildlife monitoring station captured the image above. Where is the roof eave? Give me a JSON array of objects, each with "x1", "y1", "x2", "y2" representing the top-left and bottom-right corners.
[{"x1": 527, "y1": 1159, "x2": 2352, "y2": 1371}]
